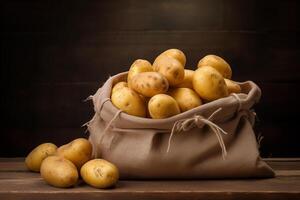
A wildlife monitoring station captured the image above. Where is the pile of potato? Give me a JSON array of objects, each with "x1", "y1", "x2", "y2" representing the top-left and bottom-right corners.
[
  {"x1": 111, "y1": 49, "x2": 241, "y2": 119},
  {"x1": 25, "y1": 138, "x2": 119, "y2": 189}
]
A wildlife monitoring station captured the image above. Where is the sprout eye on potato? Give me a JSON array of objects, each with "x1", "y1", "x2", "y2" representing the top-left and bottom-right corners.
[
  {"x1": 197, "y1": 55, "x2": 232, "y2": 79},
  {"x1": 25, "y1": 143, "x2": 57, "y2": 172}
]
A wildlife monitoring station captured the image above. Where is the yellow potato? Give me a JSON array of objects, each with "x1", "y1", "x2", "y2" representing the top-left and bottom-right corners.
[
  {"x1": 148, "y1": 94, "x2": 180, "y2": 119},
  {"x1": 80, "y1": 159, "x2": 119, "y2": 189},
  {"x1": 197, "y1": 55, "x2": 232, "y2": 79},
  {"x1": 111, "y1": 87, "x2": 146, "y2": 117},
  {"x1": 160, "y1": 48, "x2": 186, "y2": 66},
  {"x1": 193, "y1": 66, "x2": 228, "y2": 101},
  {"x1": 127, "y1": 59, "x2": 153, "y2": 87},
  {"x1": 225, "y1": 78, "x2": 241, "y2": 94},
  {"x1": 25, "y1": 143, "x2": 57, "y2": 172},
  {"x1": 112, "y1": 81, "x2": 128, "y2": 94},
  {"x1": 56, "y1": 138, "x2": 92, "y2": 169},
  {"x1": 168, "y1": 88, "x2": 202, "y2": 112},
  {"x1": 40, "y1": 155, "x2": 78, "y2": 188},
  {"x1": 153, "y1": 56, "x2": 184, "y2": 86},
  {"x1": 130, "y1": 72, "x2": 169, "y2": 97},
  {"x1": 175, "y1": 69, "x2": 194, "y2": 89}
]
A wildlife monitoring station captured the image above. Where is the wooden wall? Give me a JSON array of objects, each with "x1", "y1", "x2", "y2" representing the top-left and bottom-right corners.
[{"x1": 1, "y1": 0, "x2": 300, "y2": 157}]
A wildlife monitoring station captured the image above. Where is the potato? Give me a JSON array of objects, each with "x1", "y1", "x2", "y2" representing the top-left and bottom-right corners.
[
  {"x1": 225, "y1": 78, "x2": 241, "y2": 94},
  {"x1": 127, "y1": 59, "x2": 153, "y2": 87},
  {"x1": 197, "y1": 55, "x2": 232, "y2": 79},
  {"x1": 40, "y1": 156, "x2": 78, "y2": 188},
  {"x1": 175, "y1": 69, "x2": 194, "y2": 89},
  {"x1": 159, "y1": 48, "x2": 186, "y2": 66},
  {"x1": 193, "y1": 66, "x2": 228, "y2": 101},
  {"x1": 25, "y1": 143, "x2": 57, "y2": 172},
  {"x1": 168, "y1": 88, "x2": 202, "y2": 112},
  {"x1": 80, "y1": 159, "x2": 119, "y2": 189},
  {"x1": 130, "y1": 72, "x2": 169, "y2": 97},
  {"x1": 56, "y1": 138, "x2": 92, "y2": 169},
  {"x1": 111, "y1": 87, "x2": 146, "y2": 117},
  {"x1": 148, "y1": 94, "x2": 180, "y2": 119},
  {"x1": 112, "y1": 81, "x2": 128, "y2": 94},
  {"x1": 153, "y1": 56, "x2": 184, "y2": 86}
]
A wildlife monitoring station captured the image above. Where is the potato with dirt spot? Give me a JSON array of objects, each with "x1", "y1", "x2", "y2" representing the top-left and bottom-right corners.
[
  {"x1": 155, "y1": 49, "x2": 186, "y2": 67},
  {"x1": 197, "y1": 55, "x2": 232, "y2": 79},
  {"x1": 130, "y1": 72, "x2": 169, "y2": 97},
  {"x1": 112, "y1": 81, "x2": 128, "y2": 94},
  {"x1": 111, "y1": 87, "x2": 146, "y2": 117},
  {"x1": 80, "y1": 159, "x2": 119, "y2": 189},
  {"x1": 175, "y1": 69, "x2": 194, "y2": 89},
  {"x1": 168, "y1": 88, "x2": 202, "y2": 112},
  {"x1": 225, "y1": 79, "x2": 241, "y2": 94},
  {"x1": 153, "y1": 56, "x2": 184, "y2": 86},
  {"x1": 25, "y1": 143, "x2": 57, "y2": 172},
  {"x1": 193, "y1": 66, "x2": 228, "y2": 101},
  {"x1": 40, "y1": 155, "x2": 78, "y2": 188},
  {"x1": 148, "y1": 94, "x2": 180, "y2": 119},
  {"x1": 127, "y1": 59, "x2": 153, "y2": 87},
  {"x1": 56, "y1": 138, "x2": 92, "y2": 169}
]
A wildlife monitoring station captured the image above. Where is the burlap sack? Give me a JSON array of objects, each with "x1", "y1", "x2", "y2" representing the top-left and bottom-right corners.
[{"x1": 86, "y1": 72, "x2": 275, "y2": 179}]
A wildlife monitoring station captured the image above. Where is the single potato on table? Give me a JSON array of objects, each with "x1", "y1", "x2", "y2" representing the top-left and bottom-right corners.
[
  {"x1": 153, "y1": 55, "x2": 185, "y2": 86},
  {"x1": 193, "y1": 66, "x2": 228, "y2": 101},
  {"x1": 127, "y1": 59, "x2": 153, "y2": 87},
  {"x1": 112, "y1": 81, "x2": 128, "y2": 94},
  {"x1": 40, "y1": 155, "x2": 78, "y2": 188},
  {"x1": 197, "y1": 55, "x2": 232, "y2": 79},
  {"x1": 56, "y1": 138, "x2": 92, "y2": 169},
  {"x1": 148, "y1": 94, "x2": 180, "y2": 119},
  {"x1": 25, "y1": 143, "x2": 57, "y2": 172},
  {"x1": 81, "y1": 159, "x2": 119, "y2": 189},
  {"x1": 130, "y1": 72, "x2": 169, "y2": 97},
  {"x1": 111, "y1": 87, "x2": 146, "y2": 117},
  {"x1": 155, "y1": 48, "x2": 186, "y2": 67},
  {"x1": 175, "y1": 69, "x2": 194, "y2": 89},
  {"x1": 225, "y1": 78, "x2": 241, "y2": 94},
  {"x1": 168, "y1": 88, "x2": 202, "y2": 112}
]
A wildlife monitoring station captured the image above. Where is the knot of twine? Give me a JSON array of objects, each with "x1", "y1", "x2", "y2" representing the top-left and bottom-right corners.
[{"x1": 167, "y1": 108, "x2": 228, "y2": 159}]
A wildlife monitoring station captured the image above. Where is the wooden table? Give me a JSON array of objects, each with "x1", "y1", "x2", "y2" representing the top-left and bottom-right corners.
[{"x1": 0, "y1": 158, "x2": 299, "y2": 200}]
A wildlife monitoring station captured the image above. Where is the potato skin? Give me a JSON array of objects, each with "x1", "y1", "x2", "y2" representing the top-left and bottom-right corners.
[
  {"x1": 197, "y1": 55, "x2": 232, "y2": 79},
  {"x1": 111, "y1": 87, "x2": 146, "y2": 117},
  {"x1": 25, "y1": 143, "x2": 57, "y2": 172},
  {"x1": 193, "y1": 66, "x2": 228, "y2": 101},
  {"x1": 56, "y1": 138, "x2": 92, "y2": 169},
  {"x1": 175, "y1": 69, "x2": 194, "y2": 89},
  {"x1": 225, "y1": 78, "x2": 241, "y2": 94},
  {"x1": 168, "y1": 88, "x2": 202, "y2": 112},
  {"x1": 40, "y1": 156, "x2": 78, "y2": 188},
  {"x1": 130, "y1": 72, "x2": 169, "y2": 97},
  {"x1": 159, "y1": 49, "x2": 186, "y2": 66},
  {"x1": 112, "y1": 81, "x2": 128, "y2": 94},
  {"x1": 148, "y1": 94, "x2": 180, "y2": 119},
  {"x1": 153, "y1": 56, "x2": 184, "y2": 86},
  {"x1": 80, "y1": 159, "x2": 119, "y2": 189},
  {"x1": 127, "y1": 59, "x2": 153, "y2": 87}
]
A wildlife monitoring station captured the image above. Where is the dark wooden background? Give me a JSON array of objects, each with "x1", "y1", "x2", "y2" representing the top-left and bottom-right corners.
[{"x1": 1, "y1": 0, "x2": 299, "y2": 157}]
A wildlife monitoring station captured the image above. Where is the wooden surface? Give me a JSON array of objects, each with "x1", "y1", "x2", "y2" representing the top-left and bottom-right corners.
[
  {"x1": 0, "y1": 158, "x2": 299, "y2": 200},
  {"x1": 2, "y1": 0, "x2": 300, "y2": 157}
]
